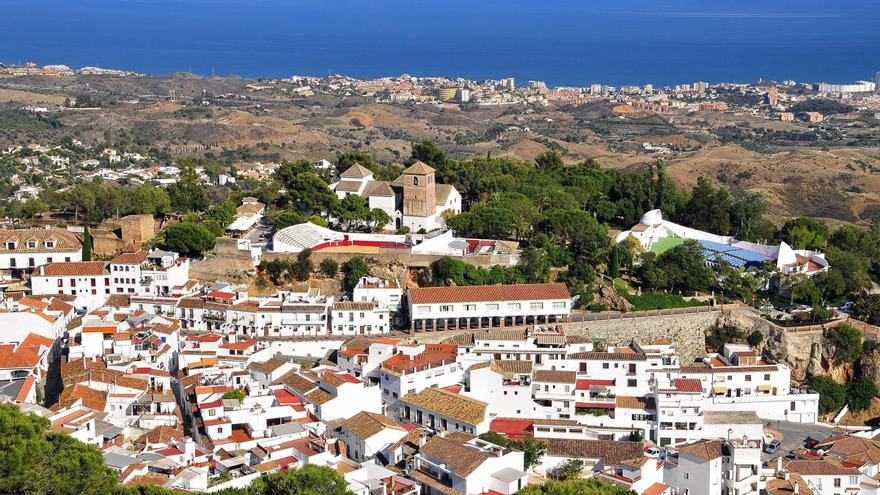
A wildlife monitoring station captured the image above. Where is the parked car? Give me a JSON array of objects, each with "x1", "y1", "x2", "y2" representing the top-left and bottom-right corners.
[
  {"x1": 644, "y1": 447, "x2": 661, "y2": 457},
  {"x1": 789, "y1": 305, "x2": 812, "y2": 314},
  {"x1": 764, "y1": 439, "x2": 781, "y2": 454},
  {"x1": 758, "y1": 303, "x2": 775, "y2": 312},
  {"x1": 805, "y1": 437, "x2": 819, "y2": 449},
  {"x1": 839, "y1": 302, "x2": 855, "y2": 312}
]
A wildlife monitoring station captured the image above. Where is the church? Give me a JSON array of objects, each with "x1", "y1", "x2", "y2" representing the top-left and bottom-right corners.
[{"x1": 330, "y1": 161, "x2": 462, "y2": 232}]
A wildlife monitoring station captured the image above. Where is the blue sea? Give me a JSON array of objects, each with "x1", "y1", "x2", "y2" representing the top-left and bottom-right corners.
[{"x1": 2, "y1": 0, "x2": 879, "y2": 87}]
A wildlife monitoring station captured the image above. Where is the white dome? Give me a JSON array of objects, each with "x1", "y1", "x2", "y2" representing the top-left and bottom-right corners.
[
  {"x1": 272, "y1": 222, "x2": 341, "y2": 253},
  {"x1": 640, "y1": 209, "x2": 663, "y2": 225}
]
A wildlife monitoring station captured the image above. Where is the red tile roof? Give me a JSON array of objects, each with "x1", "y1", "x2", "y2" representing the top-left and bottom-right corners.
[
  {"x1": 490, "y1": 418, "x2": 534, "y2": 440},
  {"x1": 38, "y1": 261, "x2": 108, "y2": 277},
  {"x1": 576, "y1": 379, "x2": 615, "y2": 390},
  {"x1": 409, "y1": 283, "x2": 570, "y2": 305}
]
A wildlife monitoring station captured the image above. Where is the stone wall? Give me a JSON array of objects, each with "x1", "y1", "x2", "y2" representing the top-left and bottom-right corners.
[
  {"x1": 563, "y1": 310, "x2": 730, "y2": 364},
  {"x1": 262, "y1": 249, "x2": 515, "y2": 269}
]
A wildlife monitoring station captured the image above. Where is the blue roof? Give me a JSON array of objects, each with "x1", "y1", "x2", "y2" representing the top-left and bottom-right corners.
[{"x1": 698, "y1": 239, "x2": 770, "y2": 268}]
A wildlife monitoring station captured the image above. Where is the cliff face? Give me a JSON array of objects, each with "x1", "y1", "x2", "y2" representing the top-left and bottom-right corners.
[{"x1": 760, "y1": 321, "x2": 859, "y2": 384}]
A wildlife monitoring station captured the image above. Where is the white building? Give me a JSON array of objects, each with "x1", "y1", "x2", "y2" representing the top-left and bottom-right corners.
[
  {"x1": 663, "y1": 439, "x2": 764, "y2": 495},
  {"x1": 109, "y1": 249, "x2": 190, "y2": 296},
  {"x1": 412, "y1": 436, "x2": 527, "y2": 495},
  {"x1": 407, "y1": 282, "x2": 572, "y2": 333},
  {"x1": 615, "y1": 209, "x2": 830, "y2": 277},
  {"x1": 0, "y1": 228, "x2": 81, "y2": 280},
  {"x1": 336, "y1": 411, "x2": 407, "y2": 464},
  {"x1": 397, "y1": 387, "x2": 489, "y2": 435},
  {"x1": 353, "y1": 276, "x2": 403, "y2": 312},
  {"x1": 31, "y1": 261, "x2": 111, "y2": 309},
  {"x1": 329, "y1": 161, "x2": 462, "y2": 232},
  {"x1": 380, "y1": 343, "x2": 462, "y2": 401},
  {"x1": 330, "y1": 302, "x2": 391, "y2": 335}
]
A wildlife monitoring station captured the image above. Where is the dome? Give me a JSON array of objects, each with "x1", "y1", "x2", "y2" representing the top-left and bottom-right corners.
[
  {"x1": 272, "y1": 222, "x2": 342, "y2": 253},
  {"x1": 640, "y1": 209, "x2": 663, "y2": 225}
]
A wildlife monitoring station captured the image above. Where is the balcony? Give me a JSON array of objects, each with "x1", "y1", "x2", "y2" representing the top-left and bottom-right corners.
[{"x1": 203, "y1": 311, "x2": 226, "y2": 322}]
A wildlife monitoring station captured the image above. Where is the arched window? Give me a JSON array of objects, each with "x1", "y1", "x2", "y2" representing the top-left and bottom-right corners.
[{"x1": 413, "y1": 176, "x2": 420, "y2": 186}]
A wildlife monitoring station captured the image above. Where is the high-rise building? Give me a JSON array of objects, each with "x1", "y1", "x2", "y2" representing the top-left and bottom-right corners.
[
  {"x1": 874, "y1": 71, "x2": 880, "y2": 88},
  {"x1": 765, "y1": 87, "x2": 778, "y2": 106}
]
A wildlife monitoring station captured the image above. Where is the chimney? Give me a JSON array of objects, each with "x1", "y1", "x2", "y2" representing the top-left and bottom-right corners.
[
  {"x1": 793, "y1": 482, "x2": 799, "y2": 494},
  {"x1": 776, "y1": 456, "x2": 783, "y2": 473}
]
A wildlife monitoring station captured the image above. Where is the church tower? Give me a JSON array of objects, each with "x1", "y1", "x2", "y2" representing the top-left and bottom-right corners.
[{"x1": 402, "y1": 161, "x2": 436, "y2": 218}]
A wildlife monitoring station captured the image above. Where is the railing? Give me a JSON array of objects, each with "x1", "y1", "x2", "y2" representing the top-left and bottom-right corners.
[{"x1": 577, "y1": 305, "x2": 718, "y2": 321}]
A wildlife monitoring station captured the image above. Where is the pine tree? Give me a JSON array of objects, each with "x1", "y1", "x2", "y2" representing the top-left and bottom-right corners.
[{"x1": 82, "y1": 225, "x2": 92, "y2": 261}]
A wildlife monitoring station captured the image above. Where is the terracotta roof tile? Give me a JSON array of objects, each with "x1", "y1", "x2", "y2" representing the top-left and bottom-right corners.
[
  {"x1": 409, "y1": 283, "x2": 569, "y2": 305},
  {"x1": 37, "y1": 261, "x2": 108, "y2": 277},
  {"x1": 399, "y1": 388, "x2": 486, "y2": 425}
]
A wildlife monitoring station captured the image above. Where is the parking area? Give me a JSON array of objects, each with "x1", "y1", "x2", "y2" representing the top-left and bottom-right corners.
[{"x1": 762, "y1": 420, "x2": 836, "y2": 462}]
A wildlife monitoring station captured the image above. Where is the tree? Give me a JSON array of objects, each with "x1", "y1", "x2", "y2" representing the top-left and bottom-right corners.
[
  {"x1": 535, "y1": 151, "x2": 564, "y2": 173},
  {"x1": 367, "y1": 208, "x2": 390, "y2": 232},
  {"x1": 826, "y1": 323, "x2": 862, "y2": 363},
  {"x1": 478, "y1": 431, "x2": 510, "y2": 447},
  {"x1": 678, "y1": 177, "x2": 733, "y2": 235},
  {"x1": 162, "y1": 222, "x2": 216, "y2": 256},
  {"x1": 551, "y1": 459, "x2": 585, "y2": 480},
  {"x1": 280, "y1": 172, "x2": 337, "y2": 216},
  {"x1": 167, "y1": 161, "x2": 209, "y2": 212},
  {"x1": 292, "y1": 249, "x2": 314, "y2": 281},
  {"x1": 319, "y1": 258, "x2": 339, "y2": 277},
  {"x1": 19, "y1": 198, "x2": 48, "y2": 219},
  {"x1": 222, "y1": 389, "x2": 245, "y2": 401},
  {"x1": 810, "y1": 376, "x2": 847, "y2": 415},
  {"x1": 0, "y1": 404, "x2": 118, "y2": 495},
  {"x1": 342, "y1": 257, "x2": 369, "y2": 293},
  {"x1": 518, "y1": 478, "x2": 633, "y2": 495},
  {"x1": 510, "y1": 435, "x2": 546, "y2": 470},
  {"x1": 847, "y1": 377, "x2": 878, "y2": 413},
  {"x1": 411, "y1": 141, "x2": 449, "y2": 171},
  {"x1": 518, "y1": 247, "x2": 551, "y2": 283},
  {"x1": 854, "y1": 294, "x2": 880, "y2": 325},
  {"x1": 779, "y1": 217, "x2": 829, "y2": 250},
  {"x1": 82, "y1": 225, "x2": 92, "y2": 261},
  {"x1": 257, "y1": 464, "x2": 352, "y2": 495},
  {"x1": 333, "y1": 194, "x2": 370, "y2": 231},
  {"x1": 747, "y1": 330, "x2": 764, "y2": 348},
  {"x1": 271, "y1": 210, "x2": 306, "y2": 230},
  {"x1": 813, "y1": 270, "x2": 848, "y2": 306}
]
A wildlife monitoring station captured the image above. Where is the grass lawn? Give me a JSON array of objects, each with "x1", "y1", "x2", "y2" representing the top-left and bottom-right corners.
[
  {"x1": 649, "y1": 236, "x2": 685, "y2": 255},
  {"x1": 624, "y1": 291, "x2": 709, "y2": 311}
]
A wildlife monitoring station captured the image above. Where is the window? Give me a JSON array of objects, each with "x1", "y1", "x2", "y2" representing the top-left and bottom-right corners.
[
  {"x1": 529, "y1": 302, "x2": 544, "y2": 310},
  {"x1": 486, "y1": 303, "x2": 499, "y2": 311},
  {"x1": 627, "y1": 379, "x2": 637, "y2": 387},
  {"x1": 834, "y1": 478, "x2": 841, "y2": 487},
  {"x1": 745, "y1": 375, "x2": 751, "y2": 382},
  {"x1": 45, "y1": 241, "x2": 55, "y2": 248},
  {"x1": 508, "y1": 303, "x2": 521, "y2": 310},
  {"x1": 464, "y1": 304, "x2": 476, "y2": 311},
  {"x1": 552, "y1": 301, "x2": 566, "y2": 309},
  {"x1": 9, "y1": 259, "x2": 15, "y2": 268},
  {"x1": 4, "y1": 242, "x2": 15, "y2": 249},
  {"x1": 26, "y1": 241, "x2": 36, "y2": 249},
  {"x1": 413, "y1": 177, "x2": 419, "y2": 186},
  {"x1": 764, "y1": 374, "x2": 771, "y2": 380},
  {"x1": 417, "y1": 305, "x2": 430, "y2": 314},
  {"x1": 439, "y1": 305, "x2": 453, "y2": 312},
  {"x1": 28, "y1": 257, "x2": 34, "y2": 267},
  {"x1": 602, "y1": 363, "x2": 609, "y2": 369}
]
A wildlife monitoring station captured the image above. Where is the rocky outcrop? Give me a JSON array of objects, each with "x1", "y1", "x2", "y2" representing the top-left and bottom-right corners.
[{"x1": 591, "y1": 279, "x2": 632, "y2": 312}]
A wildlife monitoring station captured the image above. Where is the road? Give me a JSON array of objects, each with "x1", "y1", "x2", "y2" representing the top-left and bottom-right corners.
[{"x1": 762, "y1": 420, "x2": 836, "y2": 462}]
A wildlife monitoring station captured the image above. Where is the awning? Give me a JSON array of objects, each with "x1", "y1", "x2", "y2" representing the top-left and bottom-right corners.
[
  {"x1": 713, "y1": 386, "x2": 728, "y2": 395},
  {"x1": 757, "y1": 384, "x2": 773, "y2": 392}
]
